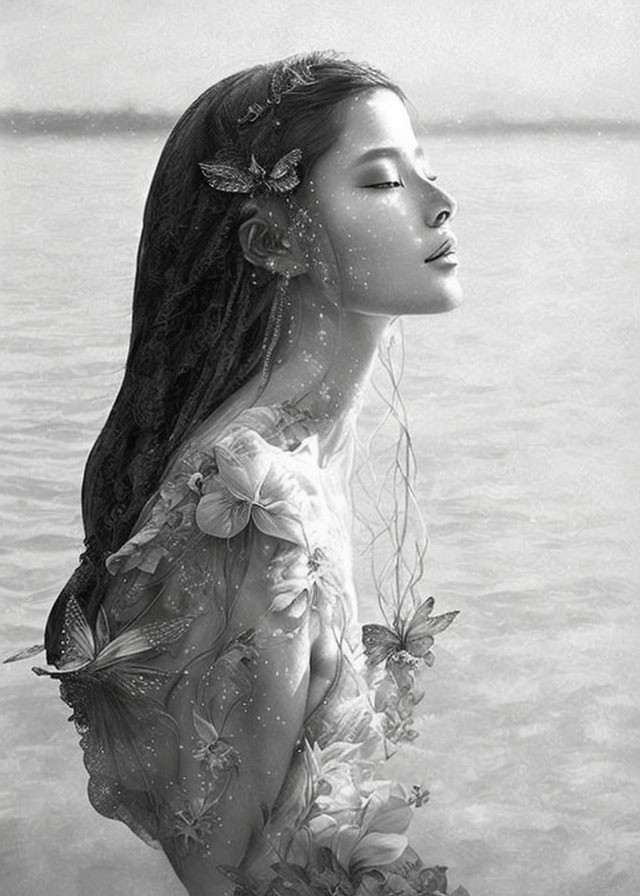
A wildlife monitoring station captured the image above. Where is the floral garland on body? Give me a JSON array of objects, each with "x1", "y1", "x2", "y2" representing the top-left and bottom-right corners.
[
  {"x1": 6, "y1": 405, "x2": 466, "y2": 893},
  {"x1": 6, "y1": 60, "x2": 469, "y2": 895}
]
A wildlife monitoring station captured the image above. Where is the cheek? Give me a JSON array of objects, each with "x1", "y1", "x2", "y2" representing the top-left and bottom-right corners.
[
  {"x1": 330, "y1": 205, "x2": 421, "y2": 285},
  {"x1": 292, "y1": 186, "x2": 424, "y2": 302},
  {"x1": 373, "y1": 202, "x2": 423, "y2": 252}
]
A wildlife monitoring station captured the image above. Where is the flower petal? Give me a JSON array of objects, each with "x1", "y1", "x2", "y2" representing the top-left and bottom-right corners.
[
  {"x1": 308, "y1": 814, "x2": 338, "y2": 841},
  {"x1": 252, "y1": 502, "x2": 306, "y2": 546},
  {"x1": 195, "y1": 488, "x2": 251, "y2": 538},
  {"x1": 126, "y1": 543, "x2": 169, "y2": 575},
  {"x1": 215, "y1": 433, "x2": 271, "y2": 502},
  {"x1": 351, "y1": 831, "x2": 408, "y2": 871},
  {"x1": 268, "y1": 587, "x2": 309, "y2": 615}
]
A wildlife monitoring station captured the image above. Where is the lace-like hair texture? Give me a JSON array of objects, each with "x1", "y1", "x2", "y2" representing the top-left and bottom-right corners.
[{"x1": 45, "y1": 52, "x2": 404, "y2": 662}]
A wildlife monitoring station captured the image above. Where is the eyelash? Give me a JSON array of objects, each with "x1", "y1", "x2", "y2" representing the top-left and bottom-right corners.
[
  {"x1": 367, "y1": 180, "x2": 403, "y2": 190},
  {"x1": 365, "y1": 173, "x2": 438, "y2": 190}
]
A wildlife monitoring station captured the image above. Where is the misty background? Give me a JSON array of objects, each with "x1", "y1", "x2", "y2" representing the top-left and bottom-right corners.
[{"x1": 2, "y1": 0, "x2": 639, "y2": 128}]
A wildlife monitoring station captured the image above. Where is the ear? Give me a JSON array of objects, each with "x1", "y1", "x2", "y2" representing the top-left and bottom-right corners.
[{"x1": 238, "y1": 199, "x2": 308, "y2": 277}]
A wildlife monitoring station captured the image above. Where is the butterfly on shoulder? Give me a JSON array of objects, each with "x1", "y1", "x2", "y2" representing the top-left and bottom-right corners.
[{"x1": 362, "y1": 597, "x2": 458, "y2": 669}]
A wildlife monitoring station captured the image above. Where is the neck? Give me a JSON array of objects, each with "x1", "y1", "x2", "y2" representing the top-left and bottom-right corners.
[
  {"x1": 255, "y1": 275, "x2": 391, "y2": 437},
  {"x1": 168, "y1": 277, "x2": 390, "y2": 474}
]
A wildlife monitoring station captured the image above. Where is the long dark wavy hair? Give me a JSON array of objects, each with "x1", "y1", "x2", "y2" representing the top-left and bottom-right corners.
[{"x1": 45, "y1": 52, "x2": 404, "y2": 662}]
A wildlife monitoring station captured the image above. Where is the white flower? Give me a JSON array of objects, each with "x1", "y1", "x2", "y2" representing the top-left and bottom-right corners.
[{"x1": 195, "y1": 430, "x2": 325, "y2": 547}]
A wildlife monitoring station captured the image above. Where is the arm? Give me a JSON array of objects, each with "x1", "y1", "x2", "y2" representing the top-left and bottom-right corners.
[
  {"x1": 163, "y1": 534, "x2": 315, "y2": 896},
  {"x1": 86, "y1": 424, "x2": 335, "y2": 893}
]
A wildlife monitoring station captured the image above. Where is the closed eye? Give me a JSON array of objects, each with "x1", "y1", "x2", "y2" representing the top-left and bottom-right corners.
[{"x1": 366, "y1": 180, "x2": 403, "y2": 189}]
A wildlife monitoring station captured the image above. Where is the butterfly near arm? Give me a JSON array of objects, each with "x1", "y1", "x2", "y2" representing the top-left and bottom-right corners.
[{"x1": 362, "y1": 597, "x2": 458, "y2": 672}]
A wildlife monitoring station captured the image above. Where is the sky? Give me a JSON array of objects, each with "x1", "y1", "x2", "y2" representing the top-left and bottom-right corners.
[{"x1": 2, "y1": 0, "x2": 639, "y2": 122}]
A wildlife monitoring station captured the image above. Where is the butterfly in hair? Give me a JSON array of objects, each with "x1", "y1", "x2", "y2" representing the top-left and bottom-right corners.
[
  {"x1": 199, "y1": 148, "x2": 303, "y2": 196},
  {"x1": 362, "y1": 597, "x2": 458, "y2": 669}
]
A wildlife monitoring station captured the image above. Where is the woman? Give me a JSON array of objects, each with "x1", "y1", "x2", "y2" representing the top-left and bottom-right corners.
[{"x1": 35, "y1": 53, "x2": 466, "y2": 895}]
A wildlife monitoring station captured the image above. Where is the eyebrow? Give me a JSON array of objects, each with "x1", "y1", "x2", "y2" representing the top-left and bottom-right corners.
[{"x1": 352, "y1": 145, "x2": 425, "y2": 166}]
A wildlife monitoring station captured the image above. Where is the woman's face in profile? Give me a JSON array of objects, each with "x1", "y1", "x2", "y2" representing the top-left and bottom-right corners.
[{"x1": 299, "y1": 88, "x2": 462, "y2": 317}]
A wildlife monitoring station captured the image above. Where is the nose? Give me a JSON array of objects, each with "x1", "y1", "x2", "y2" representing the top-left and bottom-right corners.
[{"x1": 424, "y1": 183, "x2": 457, "y2": 228}]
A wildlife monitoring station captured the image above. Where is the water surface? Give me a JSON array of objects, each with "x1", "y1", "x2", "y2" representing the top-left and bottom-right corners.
[{"x1": 1, "y1": 131, "x2": 639, "y2": 895}]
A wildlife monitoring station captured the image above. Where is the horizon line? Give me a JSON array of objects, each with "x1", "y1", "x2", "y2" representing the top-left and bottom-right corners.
[{"x1": 1, "y1": 107, "x2": 639, "y2": 138}]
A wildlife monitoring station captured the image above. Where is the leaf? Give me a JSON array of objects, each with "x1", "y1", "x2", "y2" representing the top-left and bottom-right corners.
[
  {"x1": 193, "y1": 710, "x2": 219, "y2": 743},
  {"x1": 329, "y1": 825, "x2": 360, "y2": 872},
  {"x1": 259, "y1": 801, "x2": 271, "y2": 825},
  {"x1": 365, "y1": 802, "x2": 412, "y2": 836},
  {"x1": 217, "y1": 865, "x2": 257, "y2": 894},
  {"x1": 350, "y1": 831, "x2": 408, "y2": 871}
]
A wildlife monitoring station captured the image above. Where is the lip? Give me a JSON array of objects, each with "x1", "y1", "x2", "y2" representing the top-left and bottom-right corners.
[{"x1": 424, "y1": 235, "x2": 458, "y2": 263}]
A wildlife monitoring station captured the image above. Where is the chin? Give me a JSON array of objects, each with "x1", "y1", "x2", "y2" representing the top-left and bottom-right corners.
[{"x1": 422, "y1": 284, "x2": 463, "y2": 315}]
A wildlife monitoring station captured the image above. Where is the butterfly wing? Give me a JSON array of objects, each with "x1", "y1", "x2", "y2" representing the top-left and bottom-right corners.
[
  {"x1": 268, "y1": 148, "x2": 303, "y2": 194},
  {"x1": 404, "y1": 598, "x2": 458, "y2": 658},
  {"x1": 269, "y1": 148, "x2": 303, "y2": 180},
  {"x1": 3, "y1": 643, "x2": 44, "y2": 664},
  {"x1": 409, "y1": 596, "x2": 435, "y2": 623},
  {"x1": 94, "y1": 617, "x2": 192, "y2": 670},
  {"x1": 362, "y1": 623, "x2": 402, "y2": 667},
  {"x1": 198, "y1": 161, "x2": 255, "y2": 194},
  {"x1": 55, "y1": 595, "x2": 96, "y2": 669},
  {"x1": 269, "y1": 170, "x2": 301, "y2": 194},
  {"x1": 423, "y1": 610, "x2": 459, "y2": 636}
]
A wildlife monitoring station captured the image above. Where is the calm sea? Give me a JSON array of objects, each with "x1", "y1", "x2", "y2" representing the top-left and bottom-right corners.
[{"x1": 1, "y1": 129, "x2": 639, "y2": 896}]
